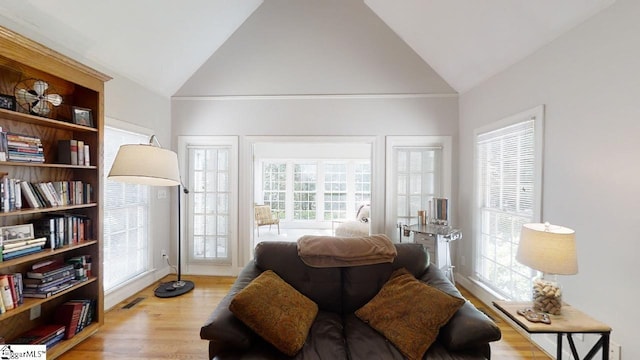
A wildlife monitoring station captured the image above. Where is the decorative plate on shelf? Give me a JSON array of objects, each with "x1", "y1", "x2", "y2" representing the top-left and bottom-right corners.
[{"x1": 14, "y1": 78, "x2": 62, "y2": 117}]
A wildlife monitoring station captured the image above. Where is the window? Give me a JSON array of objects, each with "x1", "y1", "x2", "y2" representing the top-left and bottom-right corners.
[
  {"x1": 103, "y1": 126, "x2": 150, "y2": 291},
  {"x1": 189, "y1": 146, "x2": 231, "y2": 263},
  {"x1": 395, "y1": 148, "x2": 441, "y2": 225},
  {"x1": 323, "y1": 163, "x2": 347, "y2": 220},
  {"x1": 354, "y1": 162, "x2": 371, "y2": 209},
  {"x1": 474, "y1": 106, "x2": 543, "y2": 300},
  {"x1": 262, "y1": 162, "x2": 286, "y2": 218},
  {"x1": 385, "y1": 136, "x2": 451, "y2": 241},
  {"x1": 293, "y1": 163, "x2": 317, "y2": 220},
  {"x1": 257, "y1": 160, "x2": 371, "y2": 223}
]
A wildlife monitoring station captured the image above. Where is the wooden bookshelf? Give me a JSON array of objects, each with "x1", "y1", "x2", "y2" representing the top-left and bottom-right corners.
[{"x1": 0, "y1": 25, "x2": 110, "y2": 358}]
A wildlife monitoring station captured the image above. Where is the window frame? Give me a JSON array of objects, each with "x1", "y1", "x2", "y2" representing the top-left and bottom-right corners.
[
  {"x1": 178, "y1": 136, "x2": 239, "y2": 276},
  {"x1": 472, "y1": 105, "x2": 544, "y2": 300},
  {"x1": 103, "y1": 118, "x2": 153, "y2": 293}
]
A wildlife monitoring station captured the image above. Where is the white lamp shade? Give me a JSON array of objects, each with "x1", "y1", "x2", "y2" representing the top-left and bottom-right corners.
[
  {"x1": 516, "y1": 223, "x2": 578, "y2": 275},
  {"x1": 108, "y1": 144, "x2": 181, "y2": 187}
]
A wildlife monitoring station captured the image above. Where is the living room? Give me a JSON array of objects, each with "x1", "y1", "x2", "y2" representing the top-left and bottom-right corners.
[{"x1": 0, "y1": 0, "x2": 636, "y2": 359}]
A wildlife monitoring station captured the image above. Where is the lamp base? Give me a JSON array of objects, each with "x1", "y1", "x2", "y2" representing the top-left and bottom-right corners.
[
  {"x1": 532, "y1": 278, "x2": 562, "y2": 315},
  {"x1": 154, "y1": 280, "x2": 195, "y2": 298}
]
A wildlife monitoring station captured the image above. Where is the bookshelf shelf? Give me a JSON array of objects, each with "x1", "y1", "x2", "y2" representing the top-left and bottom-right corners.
[
  {"x1": 0, "y1": 25, "x2": 109, "y2": 357},
  {"x1": 0, "y1": 108, "x2": 98, "y2": 133},
  {"x1": 0, "y1": 277, "x2": 97, "y2": 322},
  {"x1": 47, "y1": 322, "x2": 100, "y2": 359},
  {"x1": 0, "y1": 240, "x2": 97, "y2": 268},
  {"x1": 0, "y1": 161, "x2": 97, "y2": 170},
  {"x1": 0, "y1": 203, "x2": 97, "y2": 217}
]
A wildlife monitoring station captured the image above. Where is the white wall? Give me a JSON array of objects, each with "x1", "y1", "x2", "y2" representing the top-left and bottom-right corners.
[
  {"x1": 172, "y1": 0, "x2": 460, "y2": 270},
  {"x1": 458, "y1": 0, "x2": 640, "y2": 357}
]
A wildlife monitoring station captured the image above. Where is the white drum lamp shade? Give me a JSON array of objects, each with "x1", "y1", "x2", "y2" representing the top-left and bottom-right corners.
[
  {"x1": 516, "y1": 222, "x2": 578, "y2": 275},
  {"x1": 108, "y1": 144, "x2": 180, "y2": 187}
]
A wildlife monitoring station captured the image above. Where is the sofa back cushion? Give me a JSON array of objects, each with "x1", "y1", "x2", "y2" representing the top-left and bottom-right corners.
[
  {"x1": 341, "y1": 243, "x2": 430, "y2": 313},
  {"x1": 254, "y1": 241, "x2": 343, "y2": 313}
]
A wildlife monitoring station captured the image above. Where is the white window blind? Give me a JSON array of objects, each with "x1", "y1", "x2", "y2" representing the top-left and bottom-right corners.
[
  {"x1": 475, "y1": 108, "x2": 542, "y2": 300},
  {"x1": 103, "y1": 126, "x2": 150, "y2": 291}
]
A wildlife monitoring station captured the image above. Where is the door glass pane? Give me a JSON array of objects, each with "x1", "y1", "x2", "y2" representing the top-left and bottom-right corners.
[{"x1": 189, "y1": 146, "x2": 231, "y2": 263}]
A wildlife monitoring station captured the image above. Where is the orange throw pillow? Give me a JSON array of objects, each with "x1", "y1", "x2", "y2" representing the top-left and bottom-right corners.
[
  {"x1": 355, "y1": 268, "x2": 465, "y2": 360},
  {"x1": 229, "y1": 270, "x2": 318, "y2": 356}
]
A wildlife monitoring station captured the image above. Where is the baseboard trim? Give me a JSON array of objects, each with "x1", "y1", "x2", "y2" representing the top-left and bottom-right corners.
[{"x1": 104, "y1": 267, "x2": 171, "y2": 311}]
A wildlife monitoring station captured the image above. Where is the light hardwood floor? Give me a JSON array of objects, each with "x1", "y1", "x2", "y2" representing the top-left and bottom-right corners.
[{"x1": 59, "y1": 275, "x2": 551, "y2": 360}]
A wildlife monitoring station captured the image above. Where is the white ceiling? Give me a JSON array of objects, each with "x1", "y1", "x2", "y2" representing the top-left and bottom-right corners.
[{"x1": 0, "y1": 0, "x2": 615, "y2": 97}]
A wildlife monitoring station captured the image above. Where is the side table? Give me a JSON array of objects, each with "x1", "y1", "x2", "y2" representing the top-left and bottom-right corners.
[{"x1": 493, "y1": 301, "x2": 611, "y2": 360}]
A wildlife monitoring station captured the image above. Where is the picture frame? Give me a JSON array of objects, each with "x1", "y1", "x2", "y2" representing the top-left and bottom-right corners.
[
  {"x1": 0, "y1": 94, "x2": 16, "y2": 111},
  {"x1": 1, "y1": 223, "x2": 35, "y2": 241},
  {"x1": 71, "y1": 106, "x2": 94, "y2": 127}
]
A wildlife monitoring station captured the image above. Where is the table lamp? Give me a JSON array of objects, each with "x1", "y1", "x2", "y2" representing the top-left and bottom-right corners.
[
  {"x1": 516, "y1": 222, "x2": 577, "y2": 314},
  {"x1": 108, "y1": 135, "x2": 194, "y2": 298}
]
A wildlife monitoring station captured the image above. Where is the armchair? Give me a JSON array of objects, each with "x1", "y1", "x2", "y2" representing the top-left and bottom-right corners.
[{"x1": 254, "y1": 204, "x2": 280, "y2": 237}]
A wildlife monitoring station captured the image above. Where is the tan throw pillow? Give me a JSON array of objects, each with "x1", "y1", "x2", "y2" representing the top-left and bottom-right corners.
[
  {"x1": 355, "y1": 268, "x2": 465, "y2": 360},
  {"x1": 229, "y1": 270, "x2": 318, "y2": 356}
]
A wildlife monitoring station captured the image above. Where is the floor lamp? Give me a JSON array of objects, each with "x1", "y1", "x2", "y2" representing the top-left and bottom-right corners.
[{"x1": 108, "y1": 135, "x2": 195, "y2": 298}]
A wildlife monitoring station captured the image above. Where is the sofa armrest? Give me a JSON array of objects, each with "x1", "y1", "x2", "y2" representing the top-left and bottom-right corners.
[
  {"x1": 439, "y1": 301, "x2": 502, "y2": 351},
  {"x1": 200, "y1": 263, "x2": 262, "y2": 357},
  {"x1": 419, "y1": 266, "x2": 502, "y2": 351}
]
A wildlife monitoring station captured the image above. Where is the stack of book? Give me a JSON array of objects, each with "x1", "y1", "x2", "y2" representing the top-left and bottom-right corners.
[
  {"x1": 54, "y1": 299, "x2": 96, "y2": 339},
  {"x1": 11, "y1": 324, "x2": 66, "y2": 349},
  {"x1": 0, "y1": 273, "x2": 23, "y2": 313},
  {"x1": 1, "y1": 236, "x2": 46, "y2": 261},
  {"x1": 5, "y1": 132, "x2": 45, "y2": 163},
  {"x1": 22, "y1": 260, "x2": 80, "y2": 299}
]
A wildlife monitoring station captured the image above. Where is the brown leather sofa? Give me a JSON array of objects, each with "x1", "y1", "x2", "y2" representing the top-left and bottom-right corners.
[{"x1": 201, "y1": 241, "x2": 501, "y2": 359}]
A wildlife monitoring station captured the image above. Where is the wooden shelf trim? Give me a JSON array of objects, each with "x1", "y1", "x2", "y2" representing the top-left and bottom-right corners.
[
  {"x1": 0, "y1": 108, "x2": 98, "y2": 133},
  {"x1": 47, "y1": 322, "x2": 100, "y2": 359},
  {"x1": 0, "y1": 161, "x2": 97, "y2": 170},
  {"x1": 0, "y1": 276, "x2": 97, "y2": 322},
  {"x1": 0, "y1": 240, "x2": 97, "y2": 268},
  {"x1": 0, "y1": 203, "x2": 97, "y2": 217}
]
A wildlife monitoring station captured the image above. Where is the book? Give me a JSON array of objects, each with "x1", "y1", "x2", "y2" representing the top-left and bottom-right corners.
[
  {"x1": 77, "y1": 140, "x2": 84, "y2": 167},
  {"x1": 43, "y1": 331, "x2": 64, "y2": 349},
  {"x1": 0, "y1": 275, "x2": 15, "y2": 310},
  {"x1": 22, "y1": 279, "x2": 78, "y2": 298},
  {"x1": 27, "y1": 263, "x2": 75, "y2": 279},
  {"x1": 83, "y1": 144, "x2": 90, "y2": 166},
  {"x1": 54, "y1": 301, "x2": 84, "y2": 339},
  {"x1": 2, "y1": 245, "x2": 44, "y2": 260},
  {"x1": 2, "y1": 237, "x2": 46, "y2": 252},
  {"x1": 24, "y1": 274, "x2": 75, "y2": 291},
  {"x1": 20, "y1": 180, "x2": 42, "y2": 208},
  {"x1": 33, "y1": 217, "x2": 57, "y2": 249},
  {"x1": 57, "y1": 139, "x2": 78, "y2": 165},
  {"x1": 12, "y1": 324, "x2": 65, "y2": 345},
  {"x1": 0, "y1": 287, "x2": 5, "y2": 314}
]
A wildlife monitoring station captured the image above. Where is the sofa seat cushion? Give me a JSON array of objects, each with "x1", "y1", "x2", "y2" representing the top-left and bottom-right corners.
[
  {"x1": 214, "y1": 311, "x2": 348, "y2": 360},
  {"x1": 229, "y1": 270, "x2": 318, "y2": 356},
  {"x1": 355, "y1": 268, "x2": 465, "y2": 360}
]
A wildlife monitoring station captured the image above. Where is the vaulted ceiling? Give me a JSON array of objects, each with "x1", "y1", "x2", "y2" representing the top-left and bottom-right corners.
[{"x1": 0, "y1": 0, "x2": 615, "y2": 97}]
